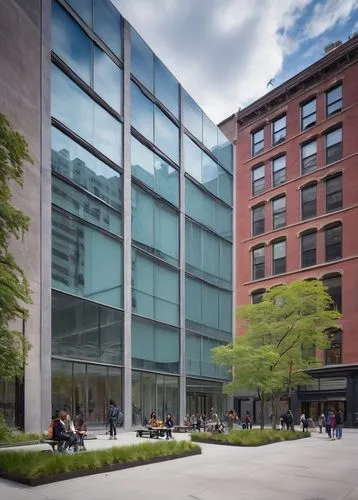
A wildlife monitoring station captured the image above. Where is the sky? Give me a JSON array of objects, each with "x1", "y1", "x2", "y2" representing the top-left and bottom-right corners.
[{"x1": 114, "y1": 0, "x2": 358, "y2": 124}]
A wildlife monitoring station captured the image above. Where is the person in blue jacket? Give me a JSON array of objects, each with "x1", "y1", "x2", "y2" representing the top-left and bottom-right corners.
[{"x1": 325, "y1": 410, "x2": 332, "y2": 438}]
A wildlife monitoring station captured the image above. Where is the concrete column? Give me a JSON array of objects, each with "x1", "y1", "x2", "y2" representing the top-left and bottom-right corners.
[
  {"x1": 122, "y1": 19, "x2": 132, "y2": 430},
  {"x1": 40, "y1": 0, "x2": 52, "y2": 433},
  {"x1": 179, "y1": 87, "x2": 186, "y2": 425}
]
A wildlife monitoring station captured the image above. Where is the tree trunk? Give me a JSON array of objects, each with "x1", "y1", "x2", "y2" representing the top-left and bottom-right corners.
[{"x1": 260, "y1": 392, "x2": 265, "y2": 430}]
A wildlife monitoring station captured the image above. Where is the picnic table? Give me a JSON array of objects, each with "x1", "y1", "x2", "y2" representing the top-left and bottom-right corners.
[{"x1": 136, "y1": 427, "x2": 168, "y2": 439}]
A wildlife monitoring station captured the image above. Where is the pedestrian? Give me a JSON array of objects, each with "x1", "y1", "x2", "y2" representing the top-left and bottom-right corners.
[
  {"x1": 300, "y1": 413, "x2": 306, "y2": 432},
  {"x1": 318, "y1": 413, "x2": 325, "y2": 434},
  {"x1": 227, "y1": 410, "x2": 235, "y2": 433},
  {"x1": 286, "y1": 410, "x2": 294, "y2": 431},
  {"x1": 331, "y1": 411, "x2": 337, "y2": 439},
  {"x1": 245, "y1": 411, "x2": 252, "y2": 430},
  {"x1": 336, "y1": 409, "x2": 344, "y2": 439},
  {"x1": 165, "y1": 413, "x2": 174, "y2": 439},
  {"x1": 108, "y1": 399, "x2": 119, "y2": 440},
  {"x1": 325, "y1": 410, "x2": 332, "y2": 438}
]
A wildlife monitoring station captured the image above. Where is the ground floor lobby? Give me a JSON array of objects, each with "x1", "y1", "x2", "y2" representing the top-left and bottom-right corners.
[{"x1": 0, "y1": 359, "x2": 228, "y2": 429}]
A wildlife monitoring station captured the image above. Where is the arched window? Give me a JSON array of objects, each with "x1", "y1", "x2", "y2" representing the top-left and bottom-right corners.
[
  {"x1": 322, "y1": 273, "x2": 342, "y2": 313},
  {"x1": 251, "y1": 289, "x2": 265, "y2": 304},
  {"x1": 252, "y1": 246, "x2": 265, "y2": 281},
  {"x1": 301, "y1": 230, "x2": 317, "y2": 268},
  {"x1": 324, "y1": 222, "x2": 342, "y2": 262},
  {"x1": 325, "y1": 329, "x2": 342, "y2": 365},
  {"x1": 272, "y1": 238, "x2": 286, "y2": 276},
  {"x1": 301, "y1": 182, "x2": 317, "y2": 220}
]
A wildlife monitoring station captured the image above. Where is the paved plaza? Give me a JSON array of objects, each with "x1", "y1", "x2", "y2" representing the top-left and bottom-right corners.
[{"x1": 1, "y1": 430, "x2": 358, "y2": 500}]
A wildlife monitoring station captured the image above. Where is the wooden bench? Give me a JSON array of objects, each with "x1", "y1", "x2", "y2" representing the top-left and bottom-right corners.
[
  {"x1": 40, "y1": 439, "x2": 60, "y2": 452},
  {"x1": 136, "y1": 428, "x2": 167, "y2": 439},
  {"x1": 173, "y1": 425, "x2": 193, "y2": 433}
]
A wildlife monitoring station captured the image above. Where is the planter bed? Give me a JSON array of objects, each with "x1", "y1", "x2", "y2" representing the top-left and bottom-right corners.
[
  {"x1": 0, "y1": 440, "x2": 40, "y2": 449},
  {"x1": 0, "y1": 441, "x2": 201, "y2": 486},
  {"x1": 191, "y1": 429, "x2": 310, "y2": 447}
]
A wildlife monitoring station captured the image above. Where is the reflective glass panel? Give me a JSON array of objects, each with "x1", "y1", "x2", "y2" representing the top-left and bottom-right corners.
[
  {"x1": 94, "y1": 46, "x2": 122, "y2": 113},
  {"x1": 132, "y1": 249, "x2": 179, "y2": 325},
  {"x1": 132, "y1": 317, "x2": 179, "y2": 374},
  {"x1": 154, "y1": 106, "x2": 179, "y2": 164},
  {"x1": 217, "y1": 130, "x2": 233, "y2": 173},
  {"x1": 52, "y1": 0, "x2": 91, "y2": 84},
  {"x1": 52, "y1": 176, "x2": 121, "y2": 235},
  {"x1": 51, "y1": 127, "x2": 122, "y2": 212},
  {"x1": 132, "y1": 184, "x2": 179, "y2": 265},
  {"x1": 66, "y1": 0, "x2": 92, "y2": 25},
  {"x1": 52, "y1": 65, "x2": 122, "y2": 165},
  {"x1": 93, "y1": 0, "x2": 122, "y2": 58},
  {"x1": 52, "y1": 209, "x2": 123, "y2": 308},
  {"x1": 131, "y1": 82, "x2": 154, "y2": 142},
  {"x1": 183, "y1": 90, "x2": 203, "y2": 141},
  {"x1": 131, "y1": 28, "x2": 154, "y2": 93},
  {"x1": 203, "y1": 114, "x2": 218, "y2": 154},
  {"x1": 185, "y1": 179, "x2": 232, "y2": 240},
  {"x1": 52, "y1": 291, "x2": 123, "y2": 364},
  {"x1": 154, "y1": 57, "x2": 179, "y2": 117},
  {"x1": 131, "y1": 136, "x2": 179, "y2": 205}
]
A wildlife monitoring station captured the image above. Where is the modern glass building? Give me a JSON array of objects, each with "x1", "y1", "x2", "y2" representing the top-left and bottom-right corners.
[{"x1": 0, "y1": 0, "x2": 233, "y2": 430}]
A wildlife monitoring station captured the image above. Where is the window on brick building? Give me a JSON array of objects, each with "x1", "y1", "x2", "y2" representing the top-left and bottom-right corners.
[
  {"x1": 252, "y1": 128, "x2": 264, "y2": 156},
  {"x1": 301, "y1": 139, "x2": 317, "y2": 175},
  {"x1": 323, "y1": 273, "x2": 342, "y2": 313},
  {"x1": 325, "y1": 126, "x2": 343, "y2": 164},
  {"x1": 252, "y1": 165, "x2": 265, "y2": 195},
  {"x1": 252, "y1": 204, "x2": 265, "y2": 236},
  {"x1": 301, "y1": 183, "x2": 317, "y2": 220},
  {"x1": 272, "y1": 155, "x2": 286, "y2": 187},
  {"x1": 252, "y1": 246, "x2": 265, "y2": 280},
  {"x1": 301, "y1": 231, "x2": 316, "y2": 268},
  {"x1": 301, "y1": 98, "x2": 316, "y2": 130},
  {"x1": 324, "y1": 223, "x2": 342, "y2": 262},
  {"x1": 272, "y1": 115, "x2": 286, "y2": 145},
  {"x1": 272, "y1": 239, "x2": 286, "y2": 275},
  {"x1": 326, "y1": 85, "x2": 342, "y2": 117},
  {"x1": 251, "y1": 289, "x2": 265, "y2": 304},
  {"x1": 326, "y1": 173, "x2": 342, "y2": 212},
  {"x1": 272, "y1": 195, "x2": 286, "y2": 229},
  {"x1": 325, "y1": 329, "x2": 342, "y2": 365}
]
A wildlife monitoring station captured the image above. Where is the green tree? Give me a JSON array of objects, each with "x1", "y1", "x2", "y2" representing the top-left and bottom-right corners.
[
  {"x1": 0, "y1": 113, "x2": 32, "y2": 380},
  {"x1": 212, "y1": 280, "x2": 341, "y2": 429}
]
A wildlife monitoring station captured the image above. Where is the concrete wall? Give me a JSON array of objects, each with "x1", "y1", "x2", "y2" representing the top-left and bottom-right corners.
[{"x1": 0, "y1": 0, "x2": 51, "y2": 432}]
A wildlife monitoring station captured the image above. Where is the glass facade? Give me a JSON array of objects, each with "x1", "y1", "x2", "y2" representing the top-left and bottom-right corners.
[{"x1": 49, "y1": 0, "x2": 233, "y2": 427}]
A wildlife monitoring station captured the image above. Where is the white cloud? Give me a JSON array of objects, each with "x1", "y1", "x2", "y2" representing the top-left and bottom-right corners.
[
  {"x1": 304, "y1": 0, "x2": 358, "y2": 38},
  {"x1": 113, "y1": 0, "x2": 357, "y2": 123}
]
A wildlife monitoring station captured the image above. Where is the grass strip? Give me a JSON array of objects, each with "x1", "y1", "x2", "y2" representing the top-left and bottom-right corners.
[
  {"x1": 0, "y1": 440, "x2": 200, "y2": 479},
  {"x1": 191, "y1": 429, "x2": 310, "y2": 446}
]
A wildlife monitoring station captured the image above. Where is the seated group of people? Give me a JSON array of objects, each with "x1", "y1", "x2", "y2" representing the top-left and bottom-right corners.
[
  {"x1": 146, "y1": 413, "x2": 174, "y2": 440},
  {"x1": 48, "y1": 408, "x2": 87, "y2": 453}
]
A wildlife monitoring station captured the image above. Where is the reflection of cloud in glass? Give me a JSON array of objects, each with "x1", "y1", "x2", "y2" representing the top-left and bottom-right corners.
[
  {"x1": 52, "y1": 1, "x2": 92, "y2": 84},
  {"x1": 51, "y1": 64, "x2": 122, "y2": 166},
  {"x1": 154, "y1": 107, "x2": 179, "y2": 164},
  {"x1": 94, "y1": 46, "x2": 122, "y2": 113}
]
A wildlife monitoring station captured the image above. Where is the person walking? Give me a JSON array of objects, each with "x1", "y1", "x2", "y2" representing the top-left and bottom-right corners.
[
  {"x1": 331, "y1": 411, "x2": 337, "y2": 439},
  {"x1": 165, "y1": 413, "x2": 174, "y2": 439},
  {"x1": 325, "y1": 410, "x2": 332, "y2": 438},
  {"x1": 227, "y1": 410, "x2": 235, "y2": 433},
  {"x1": 286, "y1": 410, "x2": 294, "y2": 431},
  {"x1": 318, "y1": 413, "x2": 325, "y2": 434},
  {"x1": 245, "y1": 411, "x2": 252, "y2": 430},
  {"x1": 300, "y1": 413, "x2": 306, "y2": 432},
  {"x1": 108, "y1": 399, "x2": 119, "y2": 440},
  {"x1": 336, "y1": 409, "x2": 344, "y2": 439}
]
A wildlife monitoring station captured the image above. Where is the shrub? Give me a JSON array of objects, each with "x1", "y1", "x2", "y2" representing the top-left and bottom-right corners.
[
  {"x1": 0, "y1": 440, "x2": 200, "y2": 479},
  {"x1": 191, "y1": 429, "x2": 310, "y2": 447},
  {"x1": 0, "y1": 418, "x2": 42, "y2": 445}
]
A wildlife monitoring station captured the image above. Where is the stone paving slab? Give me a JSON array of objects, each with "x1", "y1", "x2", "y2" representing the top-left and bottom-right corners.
[{"x1": 1, "y1": 430, "x2": 358, "y2": 499}]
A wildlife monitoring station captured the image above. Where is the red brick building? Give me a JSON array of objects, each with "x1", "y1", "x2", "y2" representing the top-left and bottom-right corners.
[{"x1": 220, "y1": 36, "x2": 358, "y2": 425}]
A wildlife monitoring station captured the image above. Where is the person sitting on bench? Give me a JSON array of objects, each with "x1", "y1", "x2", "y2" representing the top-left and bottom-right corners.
[
  {"x1": 54, "y1": 410, "x2": 78, "y2": 452},
  {"x1": 150, "y1": 413, "x2": 161, "y2": 428}
]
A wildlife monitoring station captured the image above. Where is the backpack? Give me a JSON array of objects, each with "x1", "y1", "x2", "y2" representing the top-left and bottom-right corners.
[
  {"x1": 47, "y1": 420, "x2": 55, "y2": 439},
  {"x1": 110, "y1": 406, "x2": 119, "y2": 421}
]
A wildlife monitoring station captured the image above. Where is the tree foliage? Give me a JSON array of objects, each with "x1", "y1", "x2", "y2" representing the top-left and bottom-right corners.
[
  {"x1": 212, "y1": 280, "x2": 341, "y2": 428},
  {"x1": 0, "y1": 113, "x2": 32, "y2": 380}
]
